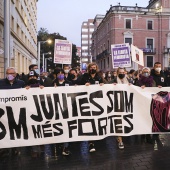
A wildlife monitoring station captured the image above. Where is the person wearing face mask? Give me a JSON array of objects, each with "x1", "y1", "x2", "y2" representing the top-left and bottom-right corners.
[
  {"x1": 135, "y1": 67, "x2": 156, "y2": 144},
  {"x1": 136, "y1": 67, "x2": 156, "y2": 88},
  {"x1": 39, "y1": 72, "x2": 53, "y2": 87},
  {"x1": 0, "y1": 67, "x2": 25, "y2": 157},
  {"x1": 81, "y1": 62, "x2": 103, "y2": 86},
  {"x1": 148, "y1": 62, "x2": 166, "y2": 149},
  {"x1": 104, "y1": 71, "x2": 112, "y2": 83},
  {"x1": 52, "y1": 69, "x2": 72, "y2": 156},
  {"x1": 150, "y1": 62, "x2": 167, "y2": 87},
  {"x1": 53, "y1": 69, "x2": 72, "y2": 87},
  {"x1": 80, "y1": 63, "x2": 103, "y2": 153},
  {"x1": 0, "y1": 67, "x2": 25, "y2": 89},
  {"x1": 25, "y1": 70, "x2": 44, "y2": 89},
  {"x1": 25, "y1": 71, "x2": 44, "y2": 158},
  {"x1": 63, "y1": 65, "x2": 71, "y2": 81},
  {"x1": 109, "y1": 67, "x2": 130, "y2": 149},
  {"x1": 21, "y1": 64, "x2": 40, "y2": 84},
  {"x1": 69, "y1": 68, "x2": 81, "y2": 85}
]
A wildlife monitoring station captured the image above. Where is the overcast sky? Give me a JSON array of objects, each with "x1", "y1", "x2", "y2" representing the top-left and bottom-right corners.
[{"x1": 37, "y1": 0, "x2": 149, "y2": 47}]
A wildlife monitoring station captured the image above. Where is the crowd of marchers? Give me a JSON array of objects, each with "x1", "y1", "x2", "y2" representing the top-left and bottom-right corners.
[{"x1": 0, "y1": 61, "x2": 169, "y2": 158}]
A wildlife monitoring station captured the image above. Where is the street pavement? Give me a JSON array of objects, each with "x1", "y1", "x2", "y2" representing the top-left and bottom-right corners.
[{"x1": 0, "y1": 134, "x2": 170, "y2": 170}]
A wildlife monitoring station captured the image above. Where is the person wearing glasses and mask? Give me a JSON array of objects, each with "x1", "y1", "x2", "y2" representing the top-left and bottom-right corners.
[
  {"x1": 135, "y1": 67, "x2": 156, "y2": 144},
  {"x1": 136, "y1": 67, "x2": 156, "y2": 88},
  {"x1": 0, "y1": 67, "x2": 25, "y2": 89},
  {"x1": 0, "y1": 67, "x2": 25, "y2": 156}
]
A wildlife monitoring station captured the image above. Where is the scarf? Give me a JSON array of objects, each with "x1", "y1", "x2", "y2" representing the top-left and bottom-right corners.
[{"x1": 138, "y1": 75, "x2": 154, "y2": 87}]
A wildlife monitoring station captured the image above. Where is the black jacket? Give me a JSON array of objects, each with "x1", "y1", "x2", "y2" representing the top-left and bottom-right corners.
[
  {"x1": 0, "y1": 78, "x2": 25, "y2": 89},
  {"x1": 53, "y1": 79, "x2": 72, "y2": 86},
  {"x1": 150, "y1": 69, "x2": 167, "y2": 87},
  {"x1": 80, "y1": 73, "x2": 103, "y2": 85},
  {"x1": 39, "y1": 77, "x2": 53, "y2": 87},
  {"x1": 70, "y1": 76, "x2": 82, "y2": 85}
]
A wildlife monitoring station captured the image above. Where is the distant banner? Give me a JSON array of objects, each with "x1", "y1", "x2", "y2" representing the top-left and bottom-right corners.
[
  {"x1": 0, "y1": 85, "x2": 170, "y2": 148},
  {"x1": 81, "y1": 63, "x2": 87, "y2": 70},
  {"x1": 54, "y1": 39, "x2": 72, "y2": 64},
  {"x1": 111, "y1": 43, "x2": 131, "y2": 68}
]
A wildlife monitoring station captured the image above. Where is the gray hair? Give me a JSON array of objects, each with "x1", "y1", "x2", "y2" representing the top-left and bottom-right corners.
[
  {"x1": 6, "y1": 67, "x2": 16, "y2": 73},
  {"x1": 142, "y1": 67, "x2": 150, "y2": 72}
]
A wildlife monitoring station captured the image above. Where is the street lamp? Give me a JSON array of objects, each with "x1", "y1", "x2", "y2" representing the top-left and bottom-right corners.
[
  {"x1": 38, "y1": 39, "x2": 52, "y2": 71},
  {"x1": 42, "y1": 52, "x2": 51, "y2": 72},
  {"x1": 45, "y1": 57, "x2": 52, "y2": 72}
]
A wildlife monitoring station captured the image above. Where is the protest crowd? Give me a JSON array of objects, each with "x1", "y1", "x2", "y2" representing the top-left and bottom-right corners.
[{"x1": 0, "y1": 61, "x2": 169, "y2": 159}]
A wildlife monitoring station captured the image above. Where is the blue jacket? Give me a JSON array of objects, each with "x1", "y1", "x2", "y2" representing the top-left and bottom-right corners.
[{"x1": 0, "y1": 78, "x2": 25, "y2": 89}]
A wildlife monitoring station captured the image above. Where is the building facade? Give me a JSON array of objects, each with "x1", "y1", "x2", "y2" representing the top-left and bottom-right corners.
[
  {"x1": 91, "y1": 0, "x2": 170, "y2": 71},
  {"x1": 81, "y1": 19, "x2": 94, "y2": 71},
  {"x1": 0, "y1": 0, "x2": 37, "y2": 78}
]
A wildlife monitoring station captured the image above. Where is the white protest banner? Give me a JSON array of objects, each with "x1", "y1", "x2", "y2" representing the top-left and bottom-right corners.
[
  {"x1": 131, "y1": 44, "x2": 144, "y2": 66},
  {"x1": 54, "y1": 39, "x2": 72, "y2": 64},
  {"x1": 0, "y1": 84, "x2": 170, "y2": 149},
  {"x1": 111, "y1": 43, "x2": 131, "y2": 68}
]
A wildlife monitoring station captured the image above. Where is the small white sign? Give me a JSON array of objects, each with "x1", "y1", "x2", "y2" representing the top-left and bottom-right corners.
[{"x1": 131, "y1": 44, "x2": 144, "y2": 66}]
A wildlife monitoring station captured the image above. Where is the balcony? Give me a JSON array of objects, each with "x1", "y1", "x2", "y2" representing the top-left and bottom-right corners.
[
  {"x1": 141, "y1": 48, "x2": 156, "y2": 55},
  {"x1": 96, "y1": 50, "x2": 110, "y2": 60},
  {"x1": 164, "y1": 47, "x2": 170, "y2": 54}
]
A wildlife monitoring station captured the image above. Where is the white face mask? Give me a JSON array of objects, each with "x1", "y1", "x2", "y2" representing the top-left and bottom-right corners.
[
  {"x1": 64, "y1": 69, "x2": 69, "y2": 74},
  {"x1": 155, "y1": 68, "x2": 161, "y2": 72}
]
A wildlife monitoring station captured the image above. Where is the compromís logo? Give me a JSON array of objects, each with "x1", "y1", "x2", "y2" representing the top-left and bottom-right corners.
[{"x1": 0, "y1": 95, "x2": 27, "y2": 103}]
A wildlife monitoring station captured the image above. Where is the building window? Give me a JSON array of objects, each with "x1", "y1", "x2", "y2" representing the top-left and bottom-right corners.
[
  {"x1": 82, "y1": 52, "x2": 88, "y2": 56},
  {"x1": 107, "y1": 57, "x2": 109, "y2": 67},
  {"x1": 11, "y1": 16, "x2": 14, "y2": 30},
  {"x1": 107, "y1": 40, "x2": 110, "y2": 52},
  {"x1": 125, "y1": 19, "x2": 131, "y2": 29},
  {"x1": 82, "y1": 35, "x2": 88, "y2": 38},
  {"x1": 82, "y1": 46, "x2": 88, "y2": 50},
  {"x1": 17, "y1": 24, "x2": 20, "y2": 37},
  {"x1": 147, "y1": 20, "x2": 153, "y2": 30},
  {"x1": 147, "y1": 39, "x2": 154, "y2": 49},
  {"x1": 82, "y1": 40, "x2": 88, "y2": 44},
  {"x1": 103, "y1": 59, "x2": 105, "y2": 69},
  {"x1": 125, "y1": 38, "x2": 132, "y2": 45},
  {"x1": 89, "y1": 28, "x2": 94, "y2": 32},
  {"x1": 107, "y1": 22, "x2": 110, "y2": 32},
  {"x1": 82, "y1": 29, "x2": 88, "y2": 32},
  {"x1": 147, "y1": 56, "x2": 153, "y2": 67}
]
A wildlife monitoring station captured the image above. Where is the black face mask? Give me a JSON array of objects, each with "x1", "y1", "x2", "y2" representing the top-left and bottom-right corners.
[
  {"x1": 70, "y1": 74, "x2": 76, "y2": 79},
  {"x1": 90, "y1": 69, "x2": 96, "y2": 74},
  {"x1": 118, "y1": 74, "x2": 125, "y2": 79},
  {"x1": 28, "y1": 79, "x2": 38, "y2": 84}
]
